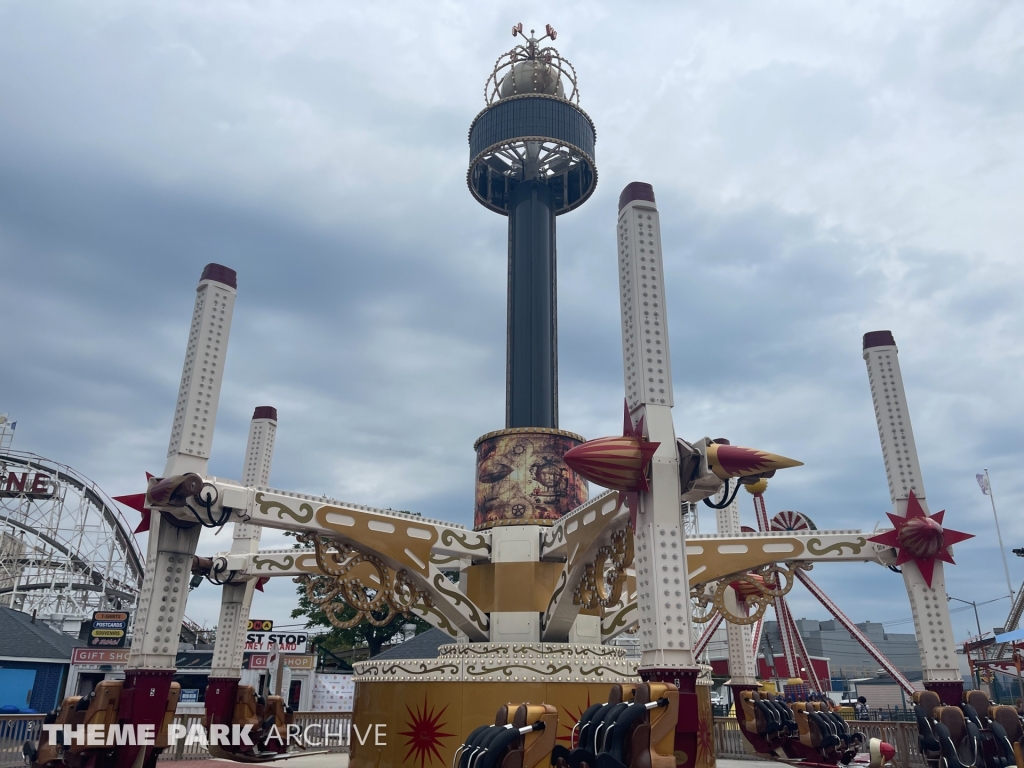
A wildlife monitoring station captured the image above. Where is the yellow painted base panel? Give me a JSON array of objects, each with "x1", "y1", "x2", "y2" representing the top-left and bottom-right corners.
[{"x1": 349, "y1": 679, "x2": 716, "y2": 768}]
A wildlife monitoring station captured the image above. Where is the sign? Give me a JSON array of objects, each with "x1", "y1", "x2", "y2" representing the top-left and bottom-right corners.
[
  {"x1": 248, "y1": 654, "x2": 315, "y2": 670},
  {"x1": 244, "y1": 631, "x2": 307, "y2": 653},
  {"x1": 247, "y1": 619, "x2": 273, "y2": 631},
  {"x1": 89, "y1": 611, "x2": 129, "y2": 647},
  {"x1": 179, "y1": 689, "x2": 200, "y2": 703},
  {"x1": 0, "y1": 472, "x2": 54, "y2": 499},
  {"x1": 71, "y1": 648, "x2": 131, "y2": 665}
]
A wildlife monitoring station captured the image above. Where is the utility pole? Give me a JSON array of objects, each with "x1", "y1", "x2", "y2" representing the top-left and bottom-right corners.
[{"x1": 984, "y1": 469, "x2": 1015, "y2": 603}]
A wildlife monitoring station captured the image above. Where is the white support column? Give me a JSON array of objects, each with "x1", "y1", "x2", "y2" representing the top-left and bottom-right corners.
[
  {"x1": 211, "y1": 406, "x2": 278, "y2": 678},
  {"x1": 488, "y1": 526, "x2": 542, "y2": 641},
  {"x1": 617, "y1": 183, "x2": 695, "y2": 673},
  {"x1": 130, "y1": 263, "x2": 237, "y2": 673},
  {"x1": 715, "y1": 497, "x2": 757, "y2": 685},
  {"x1": 863, "y1": 331, "x2": 961, "y2": 689}
]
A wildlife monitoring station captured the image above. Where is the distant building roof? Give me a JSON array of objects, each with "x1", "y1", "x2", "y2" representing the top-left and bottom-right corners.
[
  {"x1": 0, "y1": 606, "x2": 85, "y2": 661},
  {"x1": 372, "y1": 629, "x2": 449, "y2": 661}
]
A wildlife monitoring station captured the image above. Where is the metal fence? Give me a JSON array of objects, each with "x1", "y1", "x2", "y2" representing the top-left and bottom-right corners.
[
  {"x1": 712, "y1": 717, "x2": 927, "y2": 768},
  {"x1": 0, "y1": 712, "x2": 353, "y2": 766},
  {"x1": 0, "y1": 716, "x2": 42, "y2": 767}
]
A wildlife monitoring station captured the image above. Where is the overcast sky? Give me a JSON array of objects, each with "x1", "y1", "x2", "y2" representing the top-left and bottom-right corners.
[{"x1": 2, "y1": 1, "x2": 1023, "y2": 651}]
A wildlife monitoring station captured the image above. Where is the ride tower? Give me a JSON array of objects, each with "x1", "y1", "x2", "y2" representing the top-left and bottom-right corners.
[
  {"x1": 469, "y1": 23, "x2": 596, "y2": 430},
  {"x1": 467, "y1": 25, "x2": 596, "y2": 542}
]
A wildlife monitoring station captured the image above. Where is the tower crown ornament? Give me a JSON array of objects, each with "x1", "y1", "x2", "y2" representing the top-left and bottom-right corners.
[{"x1": 485, "y1": 23, "x2": 579, "y2": 105}]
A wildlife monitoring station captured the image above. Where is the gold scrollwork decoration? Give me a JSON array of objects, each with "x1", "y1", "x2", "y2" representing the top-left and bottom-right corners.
[
  {"x1": 692, "y1": 561, "x2": 812, "y2": 626},
  {"x1": 255, "y1": 492, "x2": 314, "y2": 524},
  {"x1": 806, "y1": 537, "x2": 866, "y2": 556},
  {"x1": 294, "y1": 533, "x2": 433, "y2": 631},
  {"x1": 440, "y1": 529, "x2": 490, "y2": 552},
  {"x1": 574, "y1": 527, "x2": 634, "y2": 610},
  {"x1": 252, "y1": 555, "x2": 295, "y2": 571}
]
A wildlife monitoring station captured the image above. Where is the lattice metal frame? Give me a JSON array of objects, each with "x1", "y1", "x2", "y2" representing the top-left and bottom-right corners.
[{"x1": 0, "y1": 450, "x2": 143, "y2": 620}]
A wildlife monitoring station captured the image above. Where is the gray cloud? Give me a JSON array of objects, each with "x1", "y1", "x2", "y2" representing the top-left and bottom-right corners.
[{"x1": 2, "y1": 0, "x2": 1022, "y2": 643}]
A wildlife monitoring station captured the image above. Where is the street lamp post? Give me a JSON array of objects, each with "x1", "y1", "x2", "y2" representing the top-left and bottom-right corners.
[{"x1": 949, "y1": 594, "x2": 985, "y2": 689}]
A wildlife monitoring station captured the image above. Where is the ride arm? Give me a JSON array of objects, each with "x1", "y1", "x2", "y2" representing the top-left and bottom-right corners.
[
  {"x1": 686, "y1": 529, "x2": 887, "y2": 588},
  {"x1": 148, "y1": 477, "x2": 491, "y2": 640},
  {"x1": 540, "y1": 491, "x2": 628, "y2": 641}
]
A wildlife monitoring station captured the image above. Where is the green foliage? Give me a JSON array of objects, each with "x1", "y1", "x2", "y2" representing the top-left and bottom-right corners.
[{"x1": 285, "y1": 533, "x2": 430, "y2": 658}]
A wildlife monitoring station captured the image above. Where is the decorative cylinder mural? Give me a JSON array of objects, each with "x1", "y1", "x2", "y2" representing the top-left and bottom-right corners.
[{"x1": 473, "y1": 427, "x2": 588, "y2": 530}]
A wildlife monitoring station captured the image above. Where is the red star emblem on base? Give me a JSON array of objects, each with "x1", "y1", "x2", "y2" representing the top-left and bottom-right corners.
[{"x1": 867, "y1": 491, "x2": 973, "y2": 587}]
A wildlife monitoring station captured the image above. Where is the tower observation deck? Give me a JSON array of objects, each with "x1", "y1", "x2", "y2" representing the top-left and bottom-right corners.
[{"x1": 468, "y1": 24, "x2": 597, "y2": 429}]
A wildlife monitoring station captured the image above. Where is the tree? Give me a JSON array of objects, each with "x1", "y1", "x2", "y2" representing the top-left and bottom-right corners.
[
  {"x1": 290, "y1": 576, "x2": 430, "y2": 658},
  {"x1": 285, "y1": 534, "x2": 431, "y2": 658}
]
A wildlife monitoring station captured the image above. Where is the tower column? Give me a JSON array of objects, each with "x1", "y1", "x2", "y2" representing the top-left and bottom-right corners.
[
  {"x1": 207, "y1": 406, "x2": 278, "y2": 730},
  {"x1": 863, "y1": 331, "x2": 962, "y2": 703},
  {"x1": 716, "y1": 498, "x2": 758, "y2": 685},
  {"x1": 507, "y1": 179, "x2": 557, "y2": 428},
  {"x1": 120, "y1": 264, "x2": 237, "y2": 768}
]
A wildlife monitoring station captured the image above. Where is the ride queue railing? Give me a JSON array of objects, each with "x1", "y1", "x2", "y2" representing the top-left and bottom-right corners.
[{"x1": 712, "y1": 717, "x2": 926, "y2": 767}]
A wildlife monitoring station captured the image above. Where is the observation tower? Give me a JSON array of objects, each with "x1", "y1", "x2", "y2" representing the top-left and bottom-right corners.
[{"x1": 468, "y1": 24, "x2": 597, "y2": 531}]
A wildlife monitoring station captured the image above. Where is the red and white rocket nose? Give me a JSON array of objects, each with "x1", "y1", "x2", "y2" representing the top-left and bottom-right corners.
[{"x1": 563, "y1": 435, "x2": 659, "y2": 493}]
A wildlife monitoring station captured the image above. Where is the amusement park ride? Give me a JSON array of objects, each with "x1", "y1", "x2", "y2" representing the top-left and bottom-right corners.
[{"x1": 24, "y1": 22, "x2": 1017, "y2": 768}]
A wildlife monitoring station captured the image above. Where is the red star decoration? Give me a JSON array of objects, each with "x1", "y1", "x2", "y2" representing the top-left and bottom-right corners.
[
  {"x1": 254, "y1": 577, "x2": 270, "y2": 592},
  {"x1": 557, "y1": 693, "x2": 592, "y2": 745},
  {"x1": 605, "y1": 401, "x2": 660, "y2": 531},
  {"x1": 398, "y1": 695, "x2": 455, "y2": 768},
  {"x1": 113, "y1": 473, "x2": 154, "y2": 533},
  {"x1": 867, "y1": 491, "x2": 973, "y2": 587}
]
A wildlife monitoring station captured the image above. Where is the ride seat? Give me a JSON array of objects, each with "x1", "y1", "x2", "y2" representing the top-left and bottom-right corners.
[
  {"x1": 263, "y1": 696, "x2": 287, "y2": 731},
  {"x1": 965, "y1": 691, "x2": 992, "y2": 725},
  {"x1": 31, "y1": 696, "x2": 81, "y2": 767},
  {"x1": 455, "y1": 704, "x2": 509, "y2": 768},
  {"x1": 599, "y1": 683, "x2": 654, "y2": 766},
  {"x1": 519, "y1": 704, "x2": 558, "y2": 768},
  {"x1": 793, "y1": 702, "x2": 814, "y2": 747},
  {"x1": 806, "y1": 703, "x2": 841, "y2": 752},
  {"x1": 69, "y1": 680, "x2": 123, "y2": 754},
  {"x1": 614, "y1": 682, "x2": 678, "y2": 768},
  {"x1": 154, "y1": 683, "x2": 182, "y2": 749},
  {"x1": 933, "y1": 705, "x2": 980, "y2": 768},
  {"x1": 738, "y1": 691, "x2": 759, "y2": 735},
  {"x1": 751, "y1": 692, "x2": 782, "y2": 738},
  {"x1": 469, "y1": 703, "x2": 554, "y2": 768},
  {"x1": 990, "y1": 705, "x2": 1024, "y2": 768},
  {"x1": 234, "y1": 685, "x2": 260, "y2": 729}
]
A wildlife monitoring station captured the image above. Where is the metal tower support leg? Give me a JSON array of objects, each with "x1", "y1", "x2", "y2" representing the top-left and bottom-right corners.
[
  {"x1": 717, "y1": 497, "x2": 757, "y2": 684},
  {"x1": 863, "y1": 332, "x2": 962, "y2": 703},
  {"x1": 796, "y1": 568, "x2": 915, "y2": 695},
  {"x1": 208, "y1": 409, "x2": 278, "y2": 728},
  {"x1": 617, "y1": 184, "x2": 699, "y2": 768},
  {"x1": 506, "y1": 180, "x2": 557, "y2": 428},
  {"x1": 120, "y1": 265, "x2": 237, "y2": 768}
]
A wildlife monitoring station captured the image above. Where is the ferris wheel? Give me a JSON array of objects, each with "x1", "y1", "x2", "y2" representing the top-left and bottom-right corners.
[{"x1": 0, "y1": 449, "x2": 144, "y2": 625}]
